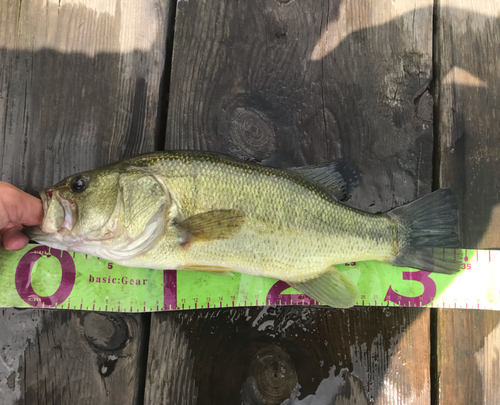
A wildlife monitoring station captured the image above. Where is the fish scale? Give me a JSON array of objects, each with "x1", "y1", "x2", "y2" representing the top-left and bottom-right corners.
[
  {"x1": 27, "y1": 151, "x2": 462, "y2": 308},
  {"x1": 142, "y1": 157, "x2": 393, "y2": 281}
]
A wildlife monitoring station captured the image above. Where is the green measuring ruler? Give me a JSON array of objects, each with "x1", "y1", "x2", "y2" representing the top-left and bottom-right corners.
[{"x1": 0, "y1": 245, "x2": 498, "y2": 311}]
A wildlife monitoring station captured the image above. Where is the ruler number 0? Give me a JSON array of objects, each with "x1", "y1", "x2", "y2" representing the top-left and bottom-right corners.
[{"x1": 15, "y1": 246, "x2": 76, "y2": 308}]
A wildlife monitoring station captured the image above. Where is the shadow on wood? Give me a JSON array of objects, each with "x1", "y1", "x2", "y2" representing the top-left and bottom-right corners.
[{"x1": 145, "y1": 307, "x2": 429, "y2": 404}]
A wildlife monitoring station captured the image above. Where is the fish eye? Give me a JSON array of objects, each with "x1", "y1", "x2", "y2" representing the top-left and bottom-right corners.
[{"x1": 71, "y1": 176, "x2": 89, "y2": 193}]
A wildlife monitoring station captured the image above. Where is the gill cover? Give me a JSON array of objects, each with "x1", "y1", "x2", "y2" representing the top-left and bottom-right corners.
[{"x1": 103, "y1": 171, "x2": 172, "y2": 261}]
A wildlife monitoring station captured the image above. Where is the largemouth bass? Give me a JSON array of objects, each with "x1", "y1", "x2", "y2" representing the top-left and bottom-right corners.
[{"x1": 28, "y1": 151, "x2": 461, "y2": 308}]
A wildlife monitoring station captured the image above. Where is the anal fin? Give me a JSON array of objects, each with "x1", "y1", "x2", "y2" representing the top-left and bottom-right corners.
[
  {"x1": 181, "y1": 264, "x2": 235, "y2": 276},
  {"x1": 289, "y1": 266, "x2": 359, "y2": 308}
]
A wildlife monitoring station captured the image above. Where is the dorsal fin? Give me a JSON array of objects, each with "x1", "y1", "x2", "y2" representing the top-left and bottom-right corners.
[{"x1": 289, "y1": 161, "x2": 358, "y2": 201}]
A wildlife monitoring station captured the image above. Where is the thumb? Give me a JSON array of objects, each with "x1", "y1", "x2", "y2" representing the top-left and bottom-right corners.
[{"x1": 0, "y1": 182, "x2": 43, "y2": 228}]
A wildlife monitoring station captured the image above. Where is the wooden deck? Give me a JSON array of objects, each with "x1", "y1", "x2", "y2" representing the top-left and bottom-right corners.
[{"x1": 1, "y1": 1, "x2": 499, "y2": 404}]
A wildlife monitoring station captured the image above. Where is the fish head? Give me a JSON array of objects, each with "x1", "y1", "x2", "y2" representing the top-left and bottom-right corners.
[
  {"x1": 29, "y1": 168, "x2": 122, "y2": 249},
  {"x1": 28, "y1": 166, "x2": 173, "y2": 261}
]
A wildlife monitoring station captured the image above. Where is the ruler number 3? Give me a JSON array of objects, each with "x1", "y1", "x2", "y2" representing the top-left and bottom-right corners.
[{"x1": 385, "y1": 270, "x2": 436, "y2": 307}]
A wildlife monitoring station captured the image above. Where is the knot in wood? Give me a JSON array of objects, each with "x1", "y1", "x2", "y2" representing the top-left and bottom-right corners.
[
  {"x1": 229, "y1": 107, "x2": 276, "y2": 161},
  {"x1": 177, "y1": 0, "x2": 189, "y2": 12},
  {"x1": 247, "y1": 345, "x2": 298, "y2": 405},
  {"x1": 83, "y1": 313, "x2": 128, "y2": 351}
]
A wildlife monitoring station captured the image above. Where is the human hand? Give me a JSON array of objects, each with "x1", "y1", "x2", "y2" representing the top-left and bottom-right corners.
[{"x1": 0, "y1": 182, "x2": 44, "y2": 250}]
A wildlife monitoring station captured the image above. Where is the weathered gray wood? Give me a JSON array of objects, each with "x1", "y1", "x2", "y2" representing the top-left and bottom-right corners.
[
  {"x1": 0, "y1": 0, "x2": 172, "y2": 403},
  {"x1": 0, "y1": 0, "x2": 171, "y2": 190},
  {"x1": 436, "y1": 3, "x2": 500, "y2": 405},
  {"x1": 146, "y1": 308, "x2": 430, "y2": 405},
  {"x1": 150, "y1": 1, "x2": 435, "y2": 403},
  {"x1": 0, "y1": 309, "x2": 147, "y2": 405},
  {"x1": 166, "y1": 0, "x2": 434, "y2": 212}
]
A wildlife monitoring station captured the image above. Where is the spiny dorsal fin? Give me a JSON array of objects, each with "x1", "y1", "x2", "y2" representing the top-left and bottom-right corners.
[
  {"x1": 289, "y1": 161, "x2": 358, "y2": 201},
  {"x1": 288, "y1": 266, "x2": 359, "y2": 308},
  {"x1": 177, "y1": 209, "x2": 246, "y2": 243}
]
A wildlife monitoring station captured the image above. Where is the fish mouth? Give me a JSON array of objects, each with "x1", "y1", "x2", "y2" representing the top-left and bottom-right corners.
[{"x1": 39, "y1": 188, "x2": 78, "y2": 235}]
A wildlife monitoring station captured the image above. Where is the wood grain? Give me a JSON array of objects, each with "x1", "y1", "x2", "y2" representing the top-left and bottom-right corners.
[
  {"x1": 0, "y1": 0, "x2": 171, "y2": 190},
  {"x1": 436, "y1": 2, "x2": 500, "y2": 404},
  {"x1": 154, "y1": 1, "x2": 436, "y2": 403},
  {"x1": 166, "y1": 0, "x2": 434, "y2": 212},
  {"x1": 146, "y1": 307, "x2": 430, "y2": 405},
  {"x1": 2, "y1": 310, "x2": 147, "y2": 405},
  {"x1": 0, "y1": 0, "x2": 172, "y2": 403}
]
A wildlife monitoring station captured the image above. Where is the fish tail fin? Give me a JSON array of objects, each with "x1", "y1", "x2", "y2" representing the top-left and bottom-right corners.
[
  {"x1": 387, "y1": 189, "x2": 462, "y2": 274},
  {"x1": 289, "y1": 266, "x2": 360, "y2": 308}
]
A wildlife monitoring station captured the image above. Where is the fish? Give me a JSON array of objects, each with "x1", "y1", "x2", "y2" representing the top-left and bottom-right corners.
[{"x1": 27, "y1": 151, "x2": 462, "y2": 308}]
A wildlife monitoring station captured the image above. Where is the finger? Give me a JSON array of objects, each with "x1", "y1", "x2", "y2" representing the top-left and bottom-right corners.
[
  {"x1": 2, "y1": 226, "x2": 30, "y2": 251},
  {"x1": 0, "y1": 182, "x2": 44, "y2": 227}
]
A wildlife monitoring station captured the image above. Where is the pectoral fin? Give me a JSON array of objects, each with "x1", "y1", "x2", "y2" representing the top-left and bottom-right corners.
[
  {"x1": 177, "y1": 209, "x2": 246, "y2": 243},
  {"x1": 289, "y1": 266, "x2": 359, "y2": 308}
]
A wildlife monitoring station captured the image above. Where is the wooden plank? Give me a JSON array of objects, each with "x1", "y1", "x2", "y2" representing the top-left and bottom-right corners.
[
  {"x1": 150, "y1": 1, "x2": 435, "y2": 403},
  {"x1": 436, "y1": 2, "x2": 500, "y2": 404},
  {"x1": 0, "y1": 309, "x2": 147, "y2": 405},
  {"x1": 146, "y1": 307, "x2": 430, "y2": 405},
  {"x1": 166, "y1": 1, "x2": 435, "y2": 214},
  {"x1": 0, "y1": 0, "x2": 172, "y2": 403},
  {"x1": 0, "y1": 0, "x2": 171, "y2": 189}
]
